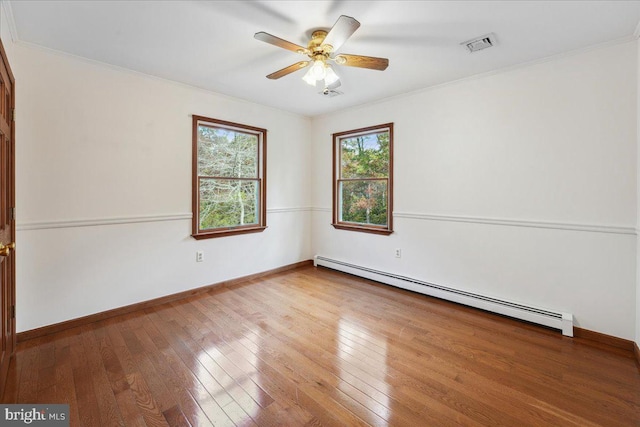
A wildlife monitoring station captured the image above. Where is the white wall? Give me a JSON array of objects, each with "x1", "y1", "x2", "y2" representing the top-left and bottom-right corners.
[
  {"x1": 0, "y1": 3, "x2": 12, "y2": 59},
  {"x1": 11, "y1": 43, "x2": 312, "y2": 332},
  {"x1": 312, "y1": 41, "x2": 638, "y2": 340},
  {"x1": 636, "y1": 37, "x2": 640, "y2": 349}
]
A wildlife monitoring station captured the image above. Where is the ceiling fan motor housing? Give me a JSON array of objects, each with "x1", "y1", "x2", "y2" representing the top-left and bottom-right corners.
[{"x1": 309, "y1": 30, "x2": 331, "y2": 60}]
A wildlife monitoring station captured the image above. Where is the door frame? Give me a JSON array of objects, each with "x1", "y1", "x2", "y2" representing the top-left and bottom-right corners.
[{"x1": 0, "y1": 35, "x2": 16, "y2": 396}]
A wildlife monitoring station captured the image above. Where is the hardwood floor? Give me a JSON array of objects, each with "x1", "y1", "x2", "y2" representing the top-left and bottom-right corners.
[{"x1": 2, "y1": 265, "x2": 639, "y2": 426}]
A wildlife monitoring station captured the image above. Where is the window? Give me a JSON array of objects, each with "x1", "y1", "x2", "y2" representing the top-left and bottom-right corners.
[
  {"x1": 332, "y1": 123, "x2": 393, "y2": 235},
  {"x1": 192, "y1": 115, "x2": 266, "y2": 239}
]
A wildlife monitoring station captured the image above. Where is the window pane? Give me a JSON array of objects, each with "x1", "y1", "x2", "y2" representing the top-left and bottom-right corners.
[
  {"x1": 198, "y1": 125, "x2": 258, "y2": 178},
  {"x1": 340, "y1": 131, "x2": 389, "y2": 179},
  {"x1": 199, "y1": 178, "x2": 259, "y2": 230},
  {"x1": 339, "y1": 179, "x2": 388, "y2": 226}
]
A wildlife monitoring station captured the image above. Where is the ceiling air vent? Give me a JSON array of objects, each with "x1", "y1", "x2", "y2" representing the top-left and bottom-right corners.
[{"x1": 461, "y1": 33, "x2": 497, "y2": 53}]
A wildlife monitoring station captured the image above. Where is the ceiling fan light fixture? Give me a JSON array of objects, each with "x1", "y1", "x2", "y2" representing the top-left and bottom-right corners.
[
  {"x1": 324, "y1": 65, "x2": 340, "y2": 85},
  {"x1": 303, "y1": 60, "x2": 337, "y2": 86},
  {"x1": 310, "y1": 60, "x2": 327, "y2": 79},
  {"x1": 302, "y1": 67, "x2": 318, "y2": 86}
]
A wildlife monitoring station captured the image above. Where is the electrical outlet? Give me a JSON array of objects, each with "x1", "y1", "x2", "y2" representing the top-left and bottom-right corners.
[
  {"x1": 395, "y1": 248, "x2": 401, "y2": 258},
  {"x1": 196, "y1": 251, "x2": 204, "y2": 262}
]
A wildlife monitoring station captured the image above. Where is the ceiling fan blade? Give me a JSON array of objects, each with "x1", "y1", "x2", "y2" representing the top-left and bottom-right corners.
[
  {"x1": 266, "y1": 61, "x2": 310, "y2": 79},
  {"x1": 254, "y1": 32, "x2": 308, "y2": 54},
  {"x1": 322, "y1": 15, "x2": 360, "y2": 52},
  {"x1": 327, "y1": 79, "x2": 341, "y2": 90},
  {"x1": 334, "y1": 54, "x2": 389, "y2": 71}
]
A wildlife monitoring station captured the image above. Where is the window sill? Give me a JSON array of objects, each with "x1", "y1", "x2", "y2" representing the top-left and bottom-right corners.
[
  {"x1": 192, "y1": 226, "x2": 267, "y2": 240},
  {"x1": 331, "y1": 223, "x2": 393, "y2": 235}
]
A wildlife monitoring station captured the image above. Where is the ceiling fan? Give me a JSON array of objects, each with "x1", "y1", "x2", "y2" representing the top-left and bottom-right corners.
[{"x1": 254, "y1": 15, "x2": 389, "y2": 89}]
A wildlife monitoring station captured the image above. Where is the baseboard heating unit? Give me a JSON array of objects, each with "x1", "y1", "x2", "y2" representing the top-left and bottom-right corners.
[{"x1": 314, "y1": 255, "x2": 573, "y2": 337}]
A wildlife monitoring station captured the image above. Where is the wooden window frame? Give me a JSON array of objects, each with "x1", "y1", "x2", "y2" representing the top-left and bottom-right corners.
[
  {"x1": 192, "y1": 115, "x2": 267, "y2": 239},
  {"x1": 332, "y1": 123, "x2": 394, "y2": 235}
]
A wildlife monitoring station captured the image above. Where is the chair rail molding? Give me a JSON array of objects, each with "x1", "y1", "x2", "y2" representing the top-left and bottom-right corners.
[
  {"x1": 17, "y1": 213, "x2": 193, "y2": 231},
  {"x1": 18, "y1": 207, "x2": 314, "y2": 231},
  {"x1": 392, "y1": 211, "x2": 636, "y2": 235}
]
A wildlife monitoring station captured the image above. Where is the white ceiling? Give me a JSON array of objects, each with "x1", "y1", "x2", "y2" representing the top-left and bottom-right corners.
[{"x1": 6, "y1": 1, "x2": 640, "y2": 117}]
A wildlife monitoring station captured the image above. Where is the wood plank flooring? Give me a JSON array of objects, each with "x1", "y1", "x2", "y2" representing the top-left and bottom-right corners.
[{"x1": 2, "y1": 265, "x2": 639, "y2": 426}]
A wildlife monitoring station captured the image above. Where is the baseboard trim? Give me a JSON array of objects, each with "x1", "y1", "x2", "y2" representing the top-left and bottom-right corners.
[
  {"x1": 573, "y1": 327, "x2": 635, "y2": 353},
  {"x1": 17, "y1": 260, "x2": 313, "y2": 342}
]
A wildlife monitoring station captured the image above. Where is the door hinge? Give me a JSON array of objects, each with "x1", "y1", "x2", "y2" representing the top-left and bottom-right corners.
[
  {"x1": 11, "y1": 305, "x2": 14, "y2": 319},
  {"x1": 9, "y1": 207, "x2": 14, "y2": 221}
]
